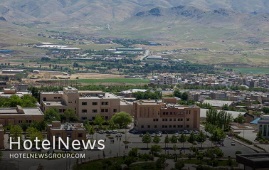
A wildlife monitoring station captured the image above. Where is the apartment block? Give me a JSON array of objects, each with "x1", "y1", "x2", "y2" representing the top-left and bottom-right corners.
[
  {"x1": 133, "y1": 100, "x2": 200, "y2": 132},
  {"x1": 40, "y1": 87, "x2": 133, "y2": 121},
  {"x1": 47, "y1": 121, "x2": 86, "y2": 145},
  {"x1": 150, "y1": 74, "x2": 178, "y2": 85},
  {"x1": 0, "y1": 106, "x2": 44, "y2": 126}
]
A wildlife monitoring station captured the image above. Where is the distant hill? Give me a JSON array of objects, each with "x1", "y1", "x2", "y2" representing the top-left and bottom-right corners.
[{"x1": 1, "y1": 0, "x2": 269, "y2": 25}]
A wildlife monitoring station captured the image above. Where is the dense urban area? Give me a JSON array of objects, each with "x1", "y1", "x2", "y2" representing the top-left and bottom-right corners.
[{"x1": 0, "y1": 39, "x2": 269, "y2": 170}]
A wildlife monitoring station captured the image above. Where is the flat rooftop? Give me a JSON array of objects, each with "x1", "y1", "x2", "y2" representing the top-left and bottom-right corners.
[
  {"x1": 203, "y1": 100, "x2": 233, "y2": 107},
  {"x1": 0, "y1": 107, "x2": 43, "y2": 115},
  {"x1": 236, "y1": 154, "x2": 269, "y2": 169},
  {"x1": 79, "y1": 93, "x2": 118, "y2": 99},
  {"x1": 40, "y1": 91, "x2": 63, "y2": 94}
]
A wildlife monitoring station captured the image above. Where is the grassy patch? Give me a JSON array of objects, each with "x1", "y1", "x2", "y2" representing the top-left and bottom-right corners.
[{"x1": 77, "y1": 78, "x2": 149, "y2": 84}]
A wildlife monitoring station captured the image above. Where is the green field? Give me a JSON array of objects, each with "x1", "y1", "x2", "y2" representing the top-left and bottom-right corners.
[
  {"x1": 226, "y1": 67, "x2": 269, "y2": 74},
  {"x1": 77, "y1": 78, "x2": 150, "y2": 84}
]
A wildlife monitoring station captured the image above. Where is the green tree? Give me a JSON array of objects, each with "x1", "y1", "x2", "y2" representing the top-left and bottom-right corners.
[
  {"x1": 128, "y1": 148, "x2": 138, "y2": 157},
  {"x1": 150, "y1": 145, "x2": 161, "y2": 156},
  {"x1": 9, "y1": 95, "x2": 22, "y2": 107},
  {"x1": 210, "y1": 128, "x2": 225, "y2": 143},
  {"x1": 10, "y1": 125, "x2": 23, "y2": 141},
  {"x1": 179, "y1": 133, "x2": 187, "y2": 151},
  {"x1": 155, "y1": 156, "x2": 166, "y2": 169},
  {"x1": 188, "y1": 132, "x2": 196, "y2": 145},
  {"x1": 94, "y1": 114, "x2": 105, "y2": 127},
  {"x1": 181, "y1": 92, "x2": 188, "y2": 101},
  {"x1": 196, "y1": 131, "x2": 206, "y2": 148},
  {"x1": 111, "y1": 112, "x2": 132, "y2": 128},
  {"x1": 165, "y1": 135, "x2": 170, "y2": 149},
  {"x1": 262, "y1": 107, "x2": 269, "y2": 114},
  {"x1": 234, "y1": 114, "x2": 245, "y2": 124},
  {"x1": 206, "y1": 109, "x2": 232, "y2": 131},
  {"x1": 142, "y1": 132, "x2": 151, "y2": 149},
  {"x1": 44, "y1": 108, "x2": 60, "y2": 123},
  {"x1": 173, "y1": 89, "x2": 182, "y2": 98},
  {"x1": 26, "y1": 127, "x2": 43, "y2": 143},
  {"x1": 175, "y1": 161, "x2": 184, "y2": 170},
  {"x1": 153, "y1": 135, "x2": 161, "y2": 144},
  {"x1": 171, "y1": 135, "x2": 178, "y2": 144},
  {"x1": 62, "y1": 109, "x2": 78, "y2": 122}
]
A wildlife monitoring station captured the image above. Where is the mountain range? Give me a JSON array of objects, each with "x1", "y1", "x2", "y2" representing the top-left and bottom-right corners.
[{"x1": 1, "y1": 0, "x2": 269, "y2": 24}]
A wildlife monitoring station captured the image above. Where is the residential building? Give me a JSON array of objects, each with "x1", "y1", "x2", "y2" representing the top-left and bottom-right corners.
[
  {"x1": 150, "y1": 74, "x2": 178, "y2": 85},
  {"x1": 133, "y1": 100, "x2": 200, "y2": 132},
  {"x1": 258, "y1": 115, "x2": 269, "y2": 139},
  {"x1": 0, "y1": 87, "x2": 31, "y2": 98},
  {"x1": 47, "y1": 121, "x2": 86, "y2": 146},
  {"x1": 0, "y1": 106, "x2": 44, "y2": 126},
  {"x1": 40, "y1": 87, "x2": 133, "y2": 121}
]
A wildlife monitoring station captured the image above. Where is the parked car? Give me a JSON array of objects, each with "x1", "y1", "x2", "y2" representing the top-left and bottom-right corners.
[
  {"x1": 116, "y1": 133, "x2": 122, "y2": 137},
  {"x1": 98, "y1": 130, "x2": 104, "y2": 134}
]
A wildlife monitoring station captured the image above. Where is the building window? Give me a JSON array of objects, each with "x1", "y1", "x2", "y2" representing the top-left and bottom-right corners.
[
  {"x1": 186, "y1": 125, "x2": 189, "y2": 128},
  {"x1": 169, "y1": 125, "x2": 172, "y2": 128},
  {"x1": 141, "y1": 125, "x2": 144, "y2": 128},
  {"x1": 113, "y1": 109, "x2": 117, "y2": 112},
  {"x1": 82, "y1": 117, "x2": 87, "y2": 120},
  {"x1": 147, "y1": 125, "x2": 150, "y2": 128},
  {"x1": 92, "y1": 102, "x2": 98, "y2": 105},
  {"x1": 101, "y1": 109, "x2": 108, "y2": 113},
  {"x1": 82, "y1": 109, "x2": 87, "y2": 113},
  {"x1": 78, "y1": 133, "x2": 83, "y2": 137},
  {"x1": 92, "y1": 117, "x2": 95, "y2": 120},
  {"x1": 92, "y1": 109, "x2": 97, "y2": 113},
  {"x1": 186, "y1": 118, "x2": 190, "y2": 121},
  {"x1": 154, "y1": 125, "x2": 157, "y2": 128},
  {"x1": 174, "y1": 118, "x2": 176, "y2": 121},
  {"x1": 105, "y1": 116, "x2": 108, "y2": 120},
  {"x1": 101, "y1": 102, "x2": 108, "y2": 105},
  {"x1": 170, "y1": 119, "x2": 172, "y2": 121},
  {"x1": 82, "y1": 102, "x2": 87, "y2": 105},
  {"x1": 173, "y1": 125, "x2": 176, "y2": 128}
]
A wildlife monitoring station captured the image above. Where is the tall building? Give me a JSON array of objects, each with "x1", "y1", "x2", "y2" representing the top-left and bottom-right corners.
[
  {"x1": 133, "y1": 100, "x2": 200, "y2": 132},
  {"x1": 40, "y1": 87, "x2": 133, "y2": 121}
]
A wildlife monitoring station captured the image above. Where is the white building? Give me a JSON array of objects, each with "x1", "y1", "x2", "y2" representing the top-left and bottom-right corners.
[{"x1": 150, "y1": 74, "x2": 178, "y2": 85}]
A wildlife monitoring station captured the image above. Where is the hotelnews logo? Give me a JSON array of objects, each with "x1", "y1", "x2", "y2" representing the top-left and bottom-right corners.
[{"x1": 9, "y1": 136, "x2": 105, "y2": 159}]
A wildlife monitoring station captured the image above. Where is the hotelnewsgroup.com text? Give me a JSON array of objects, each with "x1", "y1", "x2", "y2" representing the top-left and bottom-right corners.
[{"x1": 10, "y1": 153, "x2": 86, "y2": 159}]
